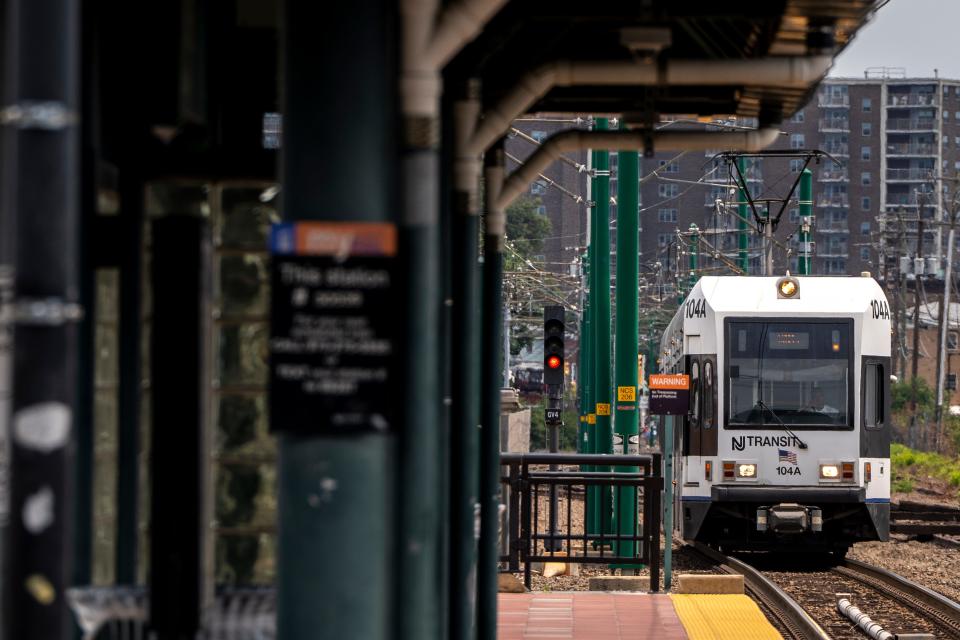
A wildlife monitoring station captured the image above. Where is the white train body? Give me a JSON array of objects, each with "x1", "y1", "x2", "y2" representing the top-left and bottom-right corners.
[{"x1": 660, "y1": 275, "x2": 891, "y2": 552}]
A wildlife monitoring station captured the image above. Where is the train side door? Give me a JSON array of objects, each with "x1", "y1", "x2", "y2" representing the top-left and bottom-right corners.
[
  {"x1": 684, "y1": 350, "x2": 702, "y2": 483},
  {"x1": 701, "y1": 356, "x2": 718, "y2": 456}
]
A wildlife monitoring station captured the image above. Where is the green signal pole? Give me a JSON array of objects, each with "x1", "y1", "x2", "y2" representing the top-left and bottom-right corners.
[
  {"x1": 614, "y1": 144, "x2": 640, "y2": 558},
  {"x1": 663, "y1": 414, "x2": 675, "y2": 590},
  {"x1": 592, "y1": 118, "x2": 613, "y2": 538},
  {"x1": 579, "y1": 254, "x2": 592, "y2": 453},
  {"x1": 738, "y1": 157, "x2": 749, "y2": 274},
  {"x1": 688, "y1": 224, "x2": 699, "y2": 291},
  {"x1": 798, "y1": 168, "x2": 813, "y2": 275}
]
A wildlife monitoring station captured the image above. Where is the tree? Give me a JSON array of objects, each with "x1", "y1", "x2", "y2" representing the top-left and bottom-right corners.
[{"x1": 505, "y1": 195, "x2": 551, "y2": 270}]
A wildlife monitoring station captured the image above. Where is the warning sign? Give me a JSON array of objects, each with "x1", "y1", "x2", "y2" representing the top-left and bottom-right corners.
[
  {"x1": 649, "y1": 374, "x2": 690, "y2": 415},
  {"x1": 596, "y1": 403, "x2": 611, "y2": 416},
  {"x1": 587, "y1": 413, "x2": 596, "y2": 424},
  {"x1": 617, "y1": 386, "x2": 636, "y2": 402}
]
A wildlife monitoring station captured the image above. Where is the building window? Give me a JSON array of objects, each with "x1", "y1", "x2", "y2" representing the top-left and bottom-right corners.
[
  {"x1": 531, "y1": 130, "x2": 547, "y2": 143},
  {"x1": 949, "y1": 331, "x2": 959, "y2": 352},
  {"x1": 658, "y1": 208, "x2": 678, "y2": 223},
  {"x1": 861, "y1": 196, "x2": 871, "y2": 210},
  {"x1": 531, "y1": 180, "x2": 546, "y2": 195},
  {"x1": 861, "y1": 146, "x2": 871, "y2": 161},
  {"x1": 537, "y1": 205, "x2": 547, "y2": 215},
  {"x1": 956, "y1": 86, "x2": 960, "y2": 96},
  {"x1": 955, "y1": 136, "x2": 960, "y2": 145},
  {"x1": 790, "y1": 159, "x2": 803, "y2": 173},
  {"x1": 946, "y1": 137, "x2": 951, "y2": 148},
  {"x1": 956, "y1": 112, "x2": 960, "y2": 120},
  {"x1": 946, "y1": 86, "x2": 952, "y2": 96},
  {"x1": 790, "y1": 133, "x2": 805, "y2": 149},
  {"x1": 862, "y1": 122, "x2": 872, "y2": 136},
  {"x1": 658, "y1": 159, "x2": 679, "y2": 174},
  {"x1": 861, "y1": 172, "x2": 871, "y2": 186},
  {"x1": 792, "y1": 110, "x2": 805, "y2": 123},
  {"x1": 862, "y1": 97, "x2": 872, "y2": 112},
  {"x1": 789, "y1": 208, "x2": 799, "y2": 223},
  {"x1": 658, "y1": 183, "x2": 679, "y2": 198},
  {"x1": 861, "y1": 222, "x2": 871, "y2": 235},
  {"x1": 945, "y1": 110, "x2": 950, "y2": 120},
  {"x1": 956, "y1": 161, "x2": 960, "y2": 172},
  {"x1": 657, "y1": 233, "x2": 671, "y2": 247},
  {"x1": 860, "y1": 247, "x2": 870, "y2": 260}
]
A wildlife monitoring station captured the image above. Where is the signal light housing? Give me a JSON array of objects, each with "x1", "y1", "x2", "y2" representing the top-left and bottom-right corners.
[{"x1": 543, "y1": 305, "x2": 565, "y2": 386}]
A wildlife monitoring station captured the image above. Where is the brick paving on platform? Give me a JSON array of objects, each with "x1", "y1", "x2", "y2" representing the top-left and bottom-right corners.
[{"x1": 497, "y1": 592, "x2": 688, "y2": 639}]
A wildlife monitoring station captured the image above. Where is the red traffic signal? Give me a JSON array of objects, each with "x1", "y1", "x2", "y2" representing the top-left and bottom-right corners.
[{"x1": 547, "y1": 355, "x2": 562, "y2": 369}]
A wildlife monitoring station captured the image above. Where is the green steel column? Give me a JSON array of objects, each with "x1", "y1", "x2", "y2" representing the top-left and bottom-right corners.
[
  {"x1": 614, "y1": 147, "x2": 639, "y2": 557},
  {"x1": 478, "y1": 148, "x2": 505, "y2": 640},
  {"x1": 688, "y1": 224, "x2": 699, "y2": 291},
  {"x1": 592, "y1": 120, "x2": 613, "y2": 538},
  {"x1": 738, "y1": 157, "x2": 749, "y2": 274},
  {"x1": 663, "y1": 415, "x2": 675, "y2": 590},
  {"x1": 277, "y1": 1, "x2": 396, "y2": 637},
  {"x1": 798, "y1": 168, "x2": 813, "y2": 275},
  {"x1": 450, "y1": 88, "x2": 483, "y2": 640}
]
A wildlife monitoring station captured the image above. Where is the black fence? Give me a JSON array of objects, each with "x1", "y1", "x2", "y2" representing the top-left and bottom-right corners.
[{"x1": 499, "y1": 453, "x2": 663, "y2": 591}]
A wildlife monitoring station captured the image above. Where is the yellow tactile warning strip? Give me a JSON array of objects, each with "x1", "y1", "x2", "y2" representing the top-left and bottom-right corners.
[{"x1": 670, "y1": 594, "x2": 783, "y2": 640}]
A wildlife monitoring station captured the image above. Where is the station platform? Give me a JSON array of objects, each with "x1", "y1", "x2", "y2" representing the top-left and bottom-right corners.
[{"x1": 497, "y1": 592, "x2": 780, "y2": 640}]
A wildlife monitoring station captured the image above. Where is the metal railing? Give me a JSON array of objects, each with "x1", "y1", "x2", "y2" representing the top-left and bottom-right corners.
[
  {"x1": 886, "y1": 167, "x2": 934, "y2": 181},
  {"x1": 817, "y1": 194, "x2": 849, "y2": 207},
  {"x1": 818, "y1": 118, "x2": 849, "y2": 131},
  {"x1": 499, "y1": 452, "x2": 662, "y2": 591},
  {"x1": 822, "y1": 143, "x2": 849, "y2": 156},
  {"x1": 887, "y1": 142, "x2": 937, "y2": 155},
  {"x1": 887, "y1": 117, "x2": 937, "y2": 131},
  {"x1": 887, "y1": 93, "x2": 938, "y2": 107},
  {"x1": 819, "y1": 169, "x2": 848, "y2": 182},
  {"x1": 818, "y1": 94, "x2": 850, "y2": 107}
]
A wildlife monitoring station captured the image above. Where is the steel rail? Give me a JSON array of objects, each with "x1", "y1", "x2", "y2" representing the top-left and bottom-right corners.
[
  {"x1": 690, "y1": 544, "x2": 832, "y2": 640},
  {"x1": 837, "y1": 558, "x2": 960, "y2": 637}
]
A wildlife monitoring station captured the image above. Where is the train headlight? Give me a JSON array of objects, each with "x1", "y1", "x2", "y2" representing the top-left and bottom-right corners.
[
  {"x1": 736, "y1": 463, "x2": 757, "y2": 478},
  {"x1": 819, "y1": 464, "x2": 840, "y2": 479},
  {"x1": 776, "y1": 276, "x2": 800, "y2": 299}
]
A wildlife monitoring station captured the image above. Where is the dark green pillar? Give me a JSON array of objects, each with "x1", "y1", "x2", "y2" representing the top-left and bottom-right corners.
[
  {"x1": 614, "y1": 146, "x2": 639, "y2": 557},
  {"x1": 477, "y1": 146, "x2": 505, "y2": 640},
  {"x1": 592, "y1": 119, "x2": 613, "y2": 537},
  {"x1": 798, "y1": 168, "x2": 813, "y2": 275},
  {"x1": 579, "y1": 254, "x2": 591, "y2": 453},
  {"x1": 277, "y1": 0, "x2": 398, "y2": 637}
]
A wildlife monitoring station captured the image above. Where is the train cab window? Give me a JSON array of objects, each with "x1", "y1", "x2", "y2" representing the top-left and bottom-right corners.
[
  {"x1": 703, "y1": 360, "x2": 715, "y2": 429},
  {"x1": 863, "y1": 362, "x2": 885, "y2": 429},
  {"x1": 727, "y1": 320, "x2": 852, "y2": 428}
]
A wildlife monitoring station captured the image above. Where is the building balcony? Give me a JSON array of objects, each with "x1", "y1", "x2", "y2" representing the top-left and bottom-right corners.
[
  {"x1": 887, "y1": 94, "x2": 938, "y2": 107},
  {"x1": 886, "y1": 117, "x2": 938, "y2": 131},
  {"x1": 886, "y1": 168, "x2": 934, "y2": 181},
  {"x1": 819, "y1": 118, "x2": 850, "y2": 132},
  {"x1": 818, "y1": 94, "x2": 850, "y2": 107},
  {"x1": 817, "y1": 194, "x2": 849, "y2": 207},
  {"x1": 818, "y1": 250, "x2": 850, "y2": 258},
  {"x1": 822, "y1": 143, "x2": 849, "y2": 157},
  {"x1": 816, "y1": 221, "x2": 849, "y2": 233},
  {"x1": 886, "y1": 193, "x2": 937, "y2": 207},
  {"x1": 819, "y1": 169, "x2": 848, "y2": 182},
  {"x1": 886, "y1": 142, "x2": 937, "y2": 156}
]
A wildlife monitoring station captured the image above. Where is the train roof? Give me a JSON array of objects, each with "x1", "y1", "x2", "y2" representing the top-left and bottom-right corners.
[{"x1": 687, "y1": 275, "x2": 885, "y2": 314}]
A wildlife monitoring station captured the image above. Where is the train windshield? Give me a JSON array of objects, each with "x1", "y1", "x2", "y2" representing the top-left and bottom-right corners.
[{"x1": 727, "y1": 320, "x2": 851, "y2": 428}]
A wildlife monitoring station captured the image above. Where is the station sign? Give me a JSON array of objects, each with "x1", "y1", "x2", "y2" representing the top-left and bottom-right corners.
[
  {"x1": 648, "y1": 373, "x2": 690, "y2": 415},
  {"x1": 268, "y1": 221, "x2": 398, "y2": 434},
  {"x1": 545, "y1": 408, "x2": 561, "y2": 424}
]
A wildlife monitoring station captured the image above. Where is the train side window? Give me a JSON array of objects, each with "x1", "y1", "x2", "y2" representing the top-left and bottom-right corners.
[
  {"x1": 690, "y1": 360, "x2": 701, "y2": 425},
  {"x1": 703, "y1": 360, "x2": 715, "y2": 429},
  {"x1": 864, "y1": 362, "x2": 884, "y2": 429}
]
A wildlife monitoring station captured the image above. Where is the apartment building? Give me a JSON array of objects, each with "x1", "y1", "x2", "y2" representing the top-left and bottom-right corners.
[{"x1": 640, "y1": 71, "x2": 960, "y2": 279}]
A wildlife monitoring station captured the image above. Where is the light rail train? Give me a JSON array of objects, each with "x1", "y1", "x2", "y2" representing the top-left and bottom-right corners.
[{"x1": 659, "y1": 274, "x2": 891, "y2": 554}]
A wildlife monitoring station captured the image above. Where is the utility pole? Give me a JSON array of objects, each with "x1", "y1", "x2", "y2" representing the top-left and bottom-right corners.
[
  {"x1": 763, "y1": 204, "x2": 774, "y2": 276},
  {"x1": 738, "y1": 157, "x2": 749, "y2": 274},
  {"x1": 798, "y1": 169, "x2": 813, "y2": 275},
  {"x1": 936, "y1": 195, "x2": 958, "y2": 449},
  {"x1": 614, "y1": 144, "x2": 639, "y2": 559},
  {"x1": 910, "y1": 218, "x2": 924, "y2": 449},
  {"x1": 688, "y1": 224, "x2": 699, "y2": 291}
]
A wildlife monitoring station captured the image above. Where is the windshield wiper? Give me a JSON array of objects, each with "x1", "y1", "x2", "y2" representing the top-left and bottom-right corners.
[{"x1": 756, "y1": 399, "x2": 808, "y2": 450}]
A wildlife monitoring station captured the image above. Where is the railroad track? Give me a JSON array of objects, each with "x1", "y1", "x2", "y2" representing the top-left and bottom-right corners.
[
  {"x1": 688, "y1": 543, "x2": 960, "y2": 639},
  {"x1": 891, "y1": 500, "x2": 960, "y2": 536}
]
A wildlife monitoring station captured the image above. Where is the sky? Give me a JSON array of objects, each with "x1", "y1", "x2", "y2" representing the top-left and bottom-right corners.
[{"x1": 829, "y1": 0, "x2": 960, "y2": 80}]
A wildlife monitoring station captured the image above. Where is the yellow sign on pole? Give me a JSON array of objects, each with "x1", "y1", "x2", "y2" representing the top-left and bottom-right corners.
[
  {"x1": 617, "y1": 386, "x2": 636, "y2": 402},
  {"x1": 596, "y1": 403, "x2": 611, "y2": 416}
]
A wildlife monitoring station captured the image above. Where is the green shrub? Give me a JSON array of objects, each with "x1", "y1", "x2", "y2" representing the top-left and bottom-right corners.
[{"x1": 892, "y1": 478, "x2": 914, "y2": 493}]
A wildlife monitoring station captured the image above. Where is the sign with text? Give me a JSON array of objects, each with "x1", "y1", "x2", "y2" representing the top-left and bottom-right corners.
[
  {"x1": 648, "y1": 373, "x2": 690, "y2": 415},
  {"x1": 269, "y1": 222, "x2": 398, "y2": 434}
]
